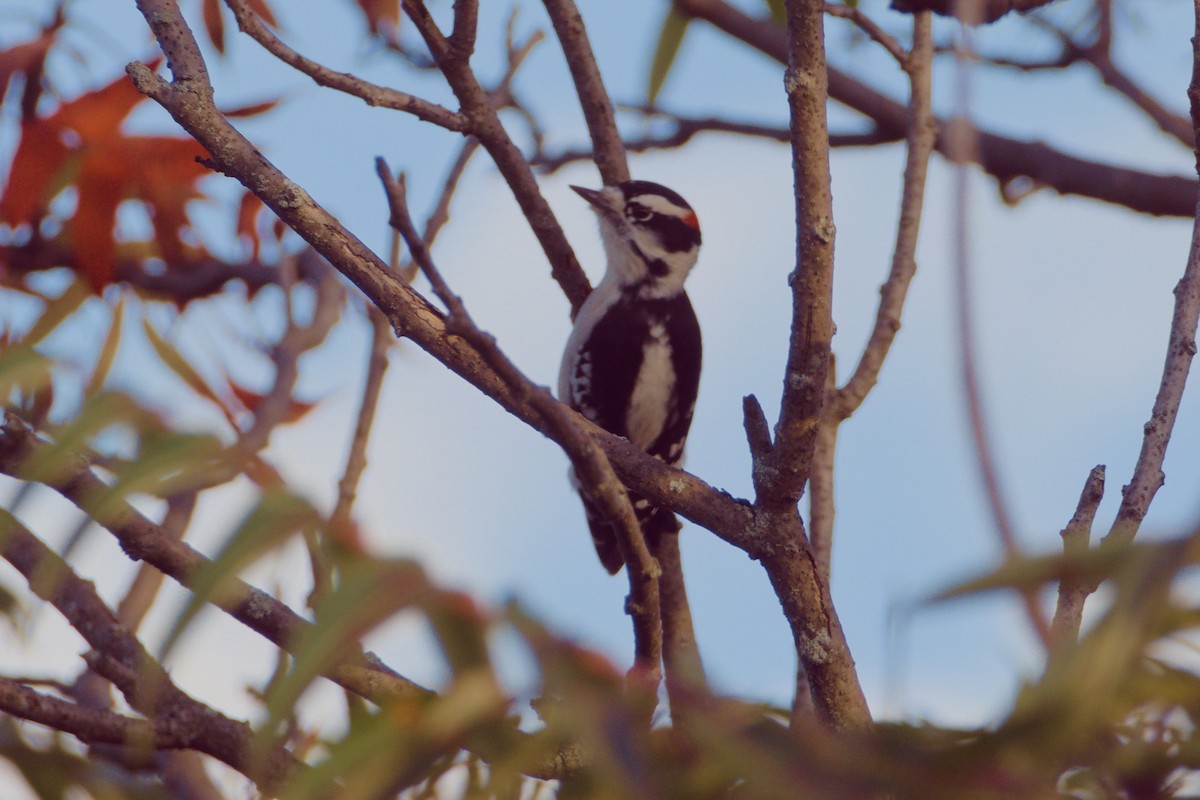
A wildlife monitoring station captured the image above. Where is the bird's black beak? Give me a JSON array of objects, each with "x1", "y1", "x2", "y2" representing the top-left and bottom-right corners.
[{"x1": 570, "y1": 185, "x2": 617, "y2": 217}]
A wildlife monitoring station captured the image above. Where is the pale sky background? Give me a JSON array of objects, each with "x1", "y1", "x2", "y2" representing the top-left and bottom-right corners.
[{"x1": 2, "y1": 0, "x2": 1199, "y2": 788}]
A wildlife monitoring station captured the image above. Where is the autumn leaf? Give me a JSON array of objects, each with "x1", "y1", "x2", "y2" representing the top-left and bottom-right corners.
[{"x1": 1, "y1": 61, "x2": 213, "y2": 289}]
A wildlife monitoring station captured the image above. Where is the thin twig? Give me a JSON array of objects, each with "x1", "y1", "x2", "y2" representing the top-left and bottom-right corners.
[
  {"x1": 329, "y1": 308, "x2": 391, "y2": 538},
  {"x1": 1030, "y1": 3, "x2": 1193, "y2": 148},
  {"x1": 1049, "y1": 465, "x2": 1106, "y2": 646},
  {"x1": 223, "y1": 0, "x2": 467, "y2": 130},
  {"x1": 832, "y1": 11, "x2": 936, "y2": 422},
  {"x1": 824, "y1": 3, "x2": 908, "y2": 65},
  {"x1": 375, "y1": 160, "x2": 663, "y2": 699}
]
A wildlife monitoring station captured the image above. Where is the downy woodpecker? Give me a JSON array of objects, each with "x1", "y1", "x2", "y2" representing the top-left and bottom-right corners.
[{"x1": 559, "y1": 180, "x2": 702, "y2": 574}]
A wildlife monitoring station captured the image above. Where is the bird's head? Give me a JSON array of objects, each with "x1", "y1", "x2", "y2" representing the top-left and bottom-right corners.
[{"x1": 571, "y1": 180, "x2": 701, "y2": 298}]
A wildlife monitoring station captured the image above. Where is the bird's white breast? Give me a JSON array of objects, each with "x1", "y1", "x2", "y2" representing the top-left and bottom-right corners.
[{"x1": 625, "y1": 321, "x2": 675, "y2": 451}]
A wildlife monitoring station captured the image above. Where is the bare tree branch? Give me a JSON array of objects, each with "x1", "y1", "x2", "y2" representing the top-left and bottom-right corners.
[
  {"x1": 329, "y1": 309, "x2": 390, "y2": 539},
  {"x1": 671, "y1": 0, "x2": 1197, "y2": 218},
  {"x1": 400, "y1": 0, "x2": 593, "y2": 314},
  {"x1": 1101, "y1": 1, "x2": 1200, "y2": 551},
  {"x1": 824, "y1": 3, "x2": 908, "y2": 65},
  {"x1": 0, "y1": 676, "x2": 214, "y2": 755},
  {"x1": 830, "y1": 11, "x2": 935, "y2": 424},
  {"x1": 0, "y1": 510, "x2": 303, "y2": 792},
  {"x1": 541, "y1": 0, "x2": 630, "y2": 184},
  {"x1": 223, "y1": 0, "x2": 467, "y2": 130},
  {"x1": 742, "y1": 0, "x2": 870, "y2": 730},
  {"x1": 1050, "y1": 465, "x2": 1106, "y2": 646}
]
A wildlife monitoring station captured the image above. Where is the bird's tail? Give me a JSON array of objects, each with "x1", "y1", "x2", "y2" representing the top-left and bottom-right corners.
[{"x1": 582, "y1": 492, "x2": 681, "y2": 575}]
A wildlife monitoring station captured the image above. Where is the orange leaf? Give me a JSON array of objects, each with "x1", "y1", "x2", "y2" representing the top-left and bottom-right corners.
[
  {"x1": 120, "y1": 136, "x2": 211, "y2": 267},
  {"x1": 202, "y1": 0, "x2": 226, "y2": 54}
]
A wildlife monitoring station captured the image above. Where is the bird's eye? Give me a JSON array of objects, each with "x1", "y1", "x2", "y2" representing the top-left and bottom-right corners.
[{"x1": 626, "y1": 202, "x2": 653, "y2": 222}]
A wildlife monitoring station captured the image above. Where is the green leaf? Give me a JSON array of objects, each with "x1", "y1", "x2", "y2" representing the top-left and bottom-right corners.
[
  {"x1": 83, "y1": 294, "x2": 124, "y2": 397},
  {"x1": 647, "y1": 7, "x2": 690, "y2": 106},
  {"x1": 91, "y1": 431, "x2": 222, "y2": 517},
  {"x1": 159, "y1": 491, "x2": 318, "y2": 659},
  {"x1": 21, "y1": 279, "x2": 91, "y2": 347},
  {"x1": 142, "y1": 318, "x2": 237, "y2": 429},
  {"x1": 257, "y1": 555, "x2": 432, "y2": 748},
  {"x1": 764, "y1": 0, "x2": 786, "y2": 25},
  {"x1": 0, "y1": 347, "x2": 53, "y2": 404},
  {"x1": 18, "y1": 391, "x2": 148, "y2": 485}
]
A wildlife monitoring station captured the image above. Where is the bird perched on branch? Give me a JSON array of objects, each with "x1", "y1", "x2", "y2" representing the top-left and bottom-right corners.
[{"x1": 559, "y1": 180, "x2": 703, "y2": 574}]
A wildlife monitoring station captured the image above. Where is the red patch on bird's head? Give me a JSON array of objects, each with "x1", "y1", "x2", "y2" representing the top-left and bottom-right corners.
[{"x1": 681, "y1": 210, "x2": 700, "y2": 230}]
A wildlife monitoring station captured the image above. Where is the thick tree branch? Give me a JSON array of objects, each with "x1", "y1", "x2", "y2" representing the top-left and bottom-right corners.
[
  {"x1": 0, "y1": 677, "x2": 216, "y2": 755},
  {"x1": 736, "y1": 0, "x2": 870, "y2": 731}
]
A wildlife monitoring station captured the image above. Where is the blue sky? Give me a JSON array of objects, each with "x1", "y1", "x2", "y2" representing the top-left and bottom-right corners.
[{"x1": 2, "y1": 0, "x2": 1199, "y2": 755}]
